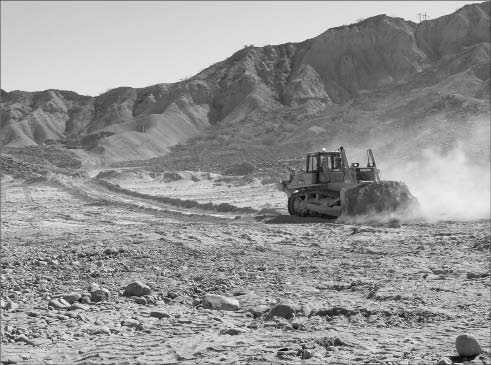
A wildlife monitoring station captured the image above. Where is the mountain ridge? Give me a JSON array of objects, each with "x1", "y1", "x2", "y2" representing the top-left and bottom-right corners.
[{"x1": 1, "y1": 2, "x2": 489, "y2": 163}]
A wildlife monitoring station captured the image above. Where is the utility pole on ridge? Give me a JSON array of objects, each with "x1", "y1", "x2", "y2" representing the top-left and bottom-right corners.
[{"x1": 417, "y1": 12, "x2": 429, "y2": 22}]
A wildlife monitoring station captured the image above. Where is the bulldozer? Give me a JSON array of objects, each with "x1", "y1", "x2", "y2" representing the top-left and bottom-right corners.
[{"x1": 278, "y1": 146, "x2": 416, "y2": 218}]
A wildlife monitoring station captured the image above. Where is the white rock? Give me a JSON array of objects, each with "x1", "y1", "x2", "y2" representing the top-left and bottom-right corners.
[
  {"x1": 48, "y1": 298, "x2": 70, "y2": 310},
  {"x1": 203, "y1": 294, "x2": 240, "y2": 311},
  {"x1": 70, "y1": 303, "x2": 89, "y2": 311},
  {"x1": 435, "y1": 357, "x2": 452, "y2": 365},
  {"x1": 248, "y1": 305, "x2": 270, "y2": 317},
  {"x1": 220, "y1": 327, "x2": 245, "y2": 335},
  {"x1": 89, "y1": 326, "x2": 111, "y2": 335},
  {"x1": 121, "y1": 319, "x2": 140, "y2": 328},
  {"x1": 87, "y1": 283, "x2": 101, "y2": 292}
]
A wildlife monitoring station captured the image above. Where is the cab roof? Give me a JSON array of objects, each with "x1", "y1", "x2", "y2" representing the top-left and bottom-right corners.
[{"x1": 307, "y1": 151, "x2": 340, "y2": 155}]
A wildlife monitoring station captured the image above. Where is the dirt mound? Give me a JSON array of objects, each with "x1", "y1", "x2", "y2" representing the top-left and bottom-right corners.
[{"x1": 343, "y1": 181, "x2": 420, "y2": 217}]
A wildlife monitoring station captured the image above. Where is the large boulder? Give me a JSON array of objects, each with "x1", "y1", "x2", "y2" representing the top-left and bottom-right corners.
[
  {"x1": 455, "y1": 333, "x2": 481, "y2": 357},
  {"x1": 123, "y1": 281, "x2": 152, "y2": 297},
  {"x1": 267, "y1": 302, "x2": 298, "y2": 319},
  {"x1": 91, "y1": 288, "x2": 110, "y2": 303},
  {"x1": 62, "y1": 292, "x2": 82, "y2": 304}
]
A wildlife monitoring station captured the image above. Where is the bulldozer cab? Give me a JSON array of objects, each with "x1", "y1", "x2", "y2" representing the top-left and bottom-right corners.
[
  {"x1": 305, "y1": 152, "x2": 343, "y2": 172},
  {"x1": 306, "y1": 151, "x2": 345, "y2": 183},
  {"x1": 305, "y1": 147, "x2": 380, "y2": 184}
]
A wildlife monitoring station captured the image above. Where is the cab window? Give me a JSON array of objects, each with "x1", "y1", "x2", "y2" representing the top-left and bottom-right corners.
[
  {"x1": 320, "y1": 155, "x2": 329, "y2": 170},
  {"x1": 307, "y1": 155, "x2": 318, "y2": 172},
  {"x1": 333, "y1": 157, "x2": 342, "y2": 170}
]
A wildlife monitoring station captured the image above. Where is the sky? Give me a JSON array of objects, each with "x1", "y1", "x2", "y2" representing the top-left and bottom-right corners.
[{"x1": 1, "y1": 1, "x2": 476, "y2": 96}]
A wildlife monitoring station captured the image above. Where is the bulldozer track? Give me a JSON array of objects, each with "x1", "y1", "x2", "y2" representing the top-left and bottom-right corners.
[{"x1": 288, "y1": 188, "x2": 340, "y2": 218}]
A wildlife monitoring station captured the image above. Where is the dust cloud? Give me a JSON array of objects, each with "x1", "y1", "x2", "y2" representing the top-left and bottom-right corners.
[
  {"x1": 382, "y1": 144, "x2": 490, "y2": 222},
  {"x1": 306, "y1": 138, "x2": 490, "y2": 223}
]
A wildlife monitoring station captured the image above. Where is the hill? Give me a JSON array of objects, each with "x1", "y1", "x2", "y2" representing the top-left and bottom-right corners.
[{"x1": 1, "y1": 2, "x2": 489, "y2": 164}]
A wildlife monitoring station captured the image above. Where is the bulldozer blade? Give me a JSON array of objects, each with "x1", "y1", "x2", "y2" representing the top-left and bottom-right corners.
[{"x1": 342, "y1": 181, "x2": 418, "y2": 217}]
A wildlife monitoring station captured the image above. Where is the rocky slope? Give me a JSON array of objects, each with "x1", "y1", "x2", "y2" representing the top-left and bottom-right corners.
[{"x1": 1, "y1": 2, "x2": 489, "y2": 163}]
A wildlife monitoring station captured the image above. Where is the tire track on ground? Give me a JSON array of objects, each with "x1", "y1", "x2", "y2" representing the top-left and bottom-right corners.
[
  {"x1": 93, "y1": 178, "x2": 258, "y2": 215},
  {"x1": 45, "y1": 176, "x2": 236, "y2": 222}
]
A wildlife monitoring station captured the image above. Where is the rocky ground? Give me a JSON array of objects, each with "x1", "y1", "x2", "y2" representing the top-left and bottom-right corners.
[{"x1": 1, "y1": 164, "x2": 490, "y2": 365}]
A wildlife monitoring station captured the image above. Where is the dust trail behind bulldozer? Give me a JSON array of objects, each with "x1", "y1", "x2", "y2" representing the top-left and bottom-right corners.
[
  {"x1": 310, "y1": 117, "x2": 490, "y2": 224},
  {"x1": 383, "y1": 144, "x2": 490, "y2": 222}
]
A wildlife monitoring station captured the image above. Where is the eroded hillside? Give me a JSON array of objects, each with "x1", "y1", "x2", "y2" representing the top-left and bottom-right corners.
[{"x1": 1, "y1": 2, "x2": 489, "y2": 163}]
